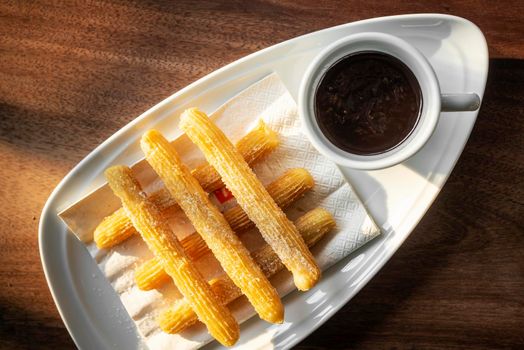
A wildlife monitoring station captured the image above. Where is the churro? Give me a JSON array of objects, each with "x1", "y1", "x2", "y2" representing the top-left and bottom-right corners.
[
  {"x1": 105, "y1": 166, "x2": 239, "y2": 346},
  {"x1": 141, "y1": 130, "x2": 284, "y2": 324},
  {"x1": 180, "y1": 108, "x2": 321, "y2": 291}
]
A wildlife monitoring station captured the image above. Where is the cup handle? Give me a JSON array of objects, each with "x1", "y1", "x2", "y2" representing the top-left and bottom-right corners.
[{"x1": 441, "y1": 93, "x2": 481, "y2": 112}]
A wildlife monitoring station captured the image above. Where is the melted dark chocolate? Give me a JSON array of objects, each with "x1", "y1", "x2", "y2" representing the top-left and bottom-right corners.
[{"x1": 314, "y1": 52, "x2": 422, "y2": 155}]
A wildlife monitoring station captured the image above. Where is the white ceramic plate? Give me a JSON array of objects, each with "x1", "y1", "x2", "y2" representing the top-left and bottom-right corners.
[{"x1": 39, "y1": 14, "x2": 488, "y2": 350}]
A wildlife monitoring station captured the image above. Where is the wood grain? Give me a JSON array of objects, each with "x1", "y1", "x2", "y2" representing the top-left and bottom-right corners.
[{"x1": 0, "y1": 1, "x2": 522, "y2": 349}]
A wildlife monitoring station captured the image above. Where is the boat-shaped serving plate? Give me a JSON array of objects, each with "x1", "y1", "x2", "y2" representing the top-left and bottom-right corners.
[{"x1": 39, "y1": 14, "x2": 488, "y2": 349}]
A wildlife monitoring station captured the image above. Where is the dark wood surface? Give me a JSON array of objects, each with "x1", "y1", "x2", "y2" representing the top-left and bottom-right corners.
[{"x1": 1, "y1": 1, "x2": 523, "y2": 349}]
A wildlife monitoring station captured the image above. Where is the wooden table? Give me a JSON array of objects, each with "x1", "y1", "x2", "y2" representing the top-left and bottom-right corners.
[{"x1": 1, "y1": 1, "x2": 523, "y2": 349}]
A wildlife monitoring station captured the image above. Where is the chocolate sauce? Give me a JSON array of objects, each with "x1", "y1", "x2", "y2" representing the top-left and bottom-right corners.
[{"x1": 314, "y1": 52, "x2": 422, "y2": 155}]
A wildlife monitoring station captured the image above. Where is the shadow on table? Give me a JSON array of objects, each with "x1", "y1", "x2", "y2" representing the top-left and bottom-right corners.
[
  {"x1": 0, "y1": 302, "x2": 75, "y2": 349},
  {"x1": 295, "y1": 58, "x2": 524, "y2": 349}
]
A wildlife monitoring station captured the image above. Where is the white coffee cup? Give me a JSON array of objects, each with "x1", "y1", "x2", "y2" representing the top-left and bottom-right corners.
[{"x1": 298, "y1": 32, "x2": 480, "y2": 170}]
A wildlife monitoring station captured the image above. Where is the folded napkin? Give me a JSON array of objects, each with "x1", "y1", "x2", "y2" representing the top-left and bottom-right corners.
[{"x1": 59, "y1": 73, "x2": 380, "y2": 349}]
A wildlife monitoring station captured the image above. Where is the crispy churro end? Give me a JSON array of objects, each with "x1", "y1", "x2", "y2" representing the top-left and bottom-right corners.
[
  {"x1": 180, "y1": 107, "x2": 206, "y2": 128},
  {"x1": 255, "y1": 119, "x2": 280, "y2": 149},
  {"x1": 105, "y1": 166, "x2": 136, "y2": 196},
  {"x1": 288, "y1": 168, "x2": 315, "y2": 188},
  {"x1": 140, "y1": 129, "x2": 162, "y2": 154},
  {"x1": 294, "y1": 266, "x2": 322, "y2": 291},
  {"x1": 93, "y1": 217, "x2": 111, "y2": 249},
  {"x1": 258, "y1": 300, "x2": 284, "y2": 324},
  {"x1": 157, "y1": 302, "x2": 196, "y2": 334},
  {"x1": 272, "y1": 309, "x2": 285, "y2": 324},
  {"x1": 295, "y1": 207, "x2": 336, "y2": 247},
  {"x1": 104, "y1": 165, "x2": 128, "y2": 183},
  {"x1": 319, "y1": 209, "x2": 336, "y2": 231},
  {"x1": 94, "y1": 215, "x2": 119, "y2": 249}
]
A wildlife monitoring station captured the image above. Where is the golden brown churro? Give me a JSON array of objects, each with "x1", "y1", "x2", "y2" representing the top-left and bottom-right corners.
[
  {"x1": 135, "y1": 168, "x2": 314, "y2": 291},
  {"x1": 93, "y1": 120, "x2": 279, "y2": 249},
  {"x1": 158, "y1": 208, "x2": 336, "y2": 334},
  {"x1": 179, "y1": 108, "x2": 321, "y2": 291},
  {"x1": 141, "y1": 130, "x2": 284, "y2": 324},
  {"x1": 105, "y1": 166, "x2": 239, "y2": 346}
]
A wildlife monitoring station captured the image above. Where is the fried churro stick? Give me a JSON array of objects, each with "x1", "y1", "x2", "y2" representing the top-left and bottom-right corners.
[
  {"x1": 93, "y1": 189, "x2": 175, "y2": 248},
  {"x1": 104, "y1": 166, "x2": 239, "y2": 346},
  {"x1": 135, "y1": 168, "x2": 314, "y2": 291},
  {"x1": 141, "y1": 130, "x2": 284, "y2": 324},
  {"x1": 191, "y1": 119, "x2": 279, "y2": 193},
  {"x1": 93, "y1": 120, "x2": 279, "y2": 249},
  {"x1": 158, "y1": 208, "x2": 336, "y2": 334},
  {"x1": 180, "y1": 108, "x2": 321, "y2": 291},
  {"x1": 224, "y1": 168, "x2": 314, "y2": 235}
]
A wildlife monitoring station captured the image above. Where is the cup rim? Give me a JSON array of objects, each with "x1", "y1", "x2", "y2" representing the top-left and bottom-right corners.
[{"x1": 298, "y1": 32, "x2": 441, "y2": 170}]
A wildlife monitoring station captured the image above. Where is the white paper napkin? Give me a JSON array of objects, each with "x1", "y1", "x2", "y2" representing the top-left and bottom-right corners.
[{"x1": 59, "y1": 73, "x2": 380, "y2": 349}]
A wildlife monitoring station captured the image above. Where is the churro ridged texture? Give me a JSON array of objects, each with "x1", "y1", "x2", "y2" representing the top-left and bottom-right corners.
[
  {"x1": 93, "y1": 207, "x2": 135, "y2": 249},
  {"x1": 141, "y1": 130, "x2": 284, "y2": 324},
  {"x1": 191, "y1": 119, "x2": 279, "y2": 193},
  {"x1": 179, "y1": 108, "x2": 321, "y2": 291},
  {"x1": 224, "y1": 168, "x2": 315, "y2": 235},
  {"x1": 158, "y1": 208, "x2": 336, "y2": 334},
  {"x1": 135, "y1": 168, "x2": 315, "y2": 291},
  {"x1": 94, "y1": 188, "x2": 176, "y2": 249},
  {"x1": 93, "y1": 120, "x2": 279, "y2": 249},
  {"x1": 104, "y1": 166, "x2": 239, "y2": 346}
]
